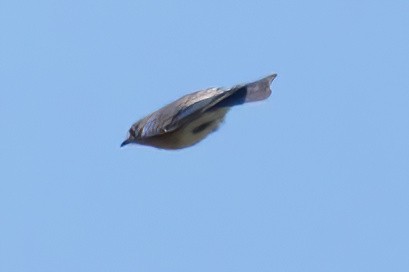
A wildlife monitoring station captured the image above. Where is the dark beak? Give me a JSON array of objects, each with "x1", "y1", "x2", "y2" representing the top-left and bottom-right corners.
[{"x1": 120, "y1": 138, "x2": 132, "y2": 147}]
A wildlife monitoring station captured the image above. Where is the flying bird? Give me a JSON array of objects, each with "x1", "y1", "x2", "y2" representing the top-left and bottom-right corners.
[{"x1": 121, "y1": 73, "x2": 277, "y2": 150}]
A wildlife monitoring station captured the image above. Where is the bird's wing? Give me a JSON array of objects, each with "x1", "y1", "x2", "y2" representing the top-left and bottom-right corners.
[
  {"x1": 140, "y1": 87, "x2": 233, "y2": 138},
  {"x1": 140, "y1": 73, "x2": 277, "y2": 138}
]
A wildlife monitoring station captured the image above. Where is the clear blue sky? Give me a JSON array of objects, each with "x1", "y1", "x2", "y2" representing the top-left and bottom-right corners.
[{"x1": 1, "y1": 1, "x2": 409, "y2": 271}]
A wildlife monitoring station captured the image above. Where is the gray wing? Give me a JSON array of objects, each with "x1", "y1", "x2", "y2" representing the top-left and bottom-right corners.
[
  {"x1": 140, "y1": 87, "x2": 232, "y2": 138},
  {"x1": 139, "y1": 73, "x2": 277, "y2": 138}
]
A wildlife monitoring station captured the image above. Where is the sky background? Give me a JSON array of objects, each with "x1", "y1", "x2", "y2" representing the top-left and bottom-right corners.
[{"x1": 1, "y1": 1, "x2": 409, "y2": 271}]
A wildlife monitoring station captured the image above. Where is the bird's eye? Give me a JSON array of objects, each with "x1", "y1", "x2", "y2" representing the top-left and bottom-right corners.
[{"x1": 129, "y1": 128, "x2": 136, "y2": 138}]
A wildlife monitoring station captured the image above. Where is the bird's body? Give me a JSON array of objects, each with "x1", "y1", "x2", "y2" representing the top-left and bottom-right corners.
[
  {"x1": 136, "y1": 107, "x2": 229, "y2": 149},
  {"x1": 121, "y1": 74, "x2": 277, "y2": 150}
]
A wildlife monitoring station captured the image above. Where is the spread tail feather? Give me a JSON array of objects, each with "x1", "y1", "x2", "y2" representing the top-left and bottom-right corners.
[
  {"x1": 215, "y1": 73, "x2": 277, "y2": 108},
  {"x1": 242, "y1": 73, "x2": 277, "y2": 102}
]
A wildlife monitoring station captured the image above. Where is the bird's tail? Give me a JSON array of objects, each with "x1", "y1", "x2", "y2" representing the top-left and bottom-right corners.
[
  {"x1": 242, "y1": 73, "x2": 277, "y2": 102},
  {"x1": 215, "y1": 73, "x2": 277, "y2": 108}
]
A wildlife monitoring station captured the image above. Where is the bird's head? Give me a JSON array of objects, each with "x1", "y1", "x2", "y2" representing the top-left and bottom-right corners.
[{"x1": 120, "y1": 123, "x2": 142, "y2": 147}]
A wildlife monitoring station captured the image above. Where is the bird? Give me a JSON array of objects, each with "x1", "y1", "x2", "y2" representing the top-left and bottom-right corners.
[{"x1": 121, "y1": 73, "x2": 277, "y2": 150}]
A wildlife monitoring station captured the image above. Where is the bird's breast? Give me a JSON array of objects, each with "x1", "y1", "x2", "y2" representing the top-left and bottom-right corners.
[{"x1": 142, "y1": 108, "x2": 229, "y2": 149}]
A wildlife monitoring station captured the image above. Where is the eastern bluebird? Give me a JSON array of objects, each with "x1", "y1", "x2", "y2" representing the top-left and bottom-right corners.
[{"x1": 121, "y1": 73, "x2": 277, "y2": 149}]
